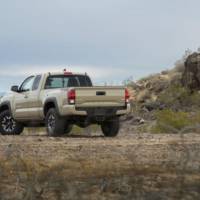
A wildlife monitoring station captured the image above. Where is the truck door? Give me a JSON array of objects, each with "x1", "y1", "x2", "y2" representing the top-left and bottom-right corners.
[
  {"x1": 14, "y1": 76, "x2": 35, "y2": 119},
  {"x1": 26, "y1": 75, "x2": 43, "y2": 119}
]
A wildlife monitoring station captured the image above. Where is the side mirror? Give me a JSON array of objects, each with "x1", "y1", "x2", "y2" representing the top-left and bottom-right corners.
[{"x1": 11, "y1": 85, "x2": 19, "y2": 92}]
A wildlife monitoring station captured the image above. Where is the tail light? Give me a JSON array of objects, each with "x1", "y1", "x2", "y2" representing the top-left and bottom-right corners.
[
  {"x1": 63, "y1": 69, "x2": 73, "y2": 75},
  {"x1": 68, "y1": 89, "x2": 76, "y2": 104},
  {"x1": 125, "y1": 88, "x2": 130, "y2": 103}
]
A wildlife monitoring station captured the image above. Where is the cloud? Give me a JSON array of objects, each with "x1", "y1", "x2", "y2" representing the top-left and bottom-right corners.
[
  {"x1": 1, "y1": 0, "x2": 200, "y2": 91},
  {"x1": 0, "y1": 65, "x2": 133, "y2": 91},
  {"x1": 0, "y1": 65, "x2": 127, "y2": 79}
]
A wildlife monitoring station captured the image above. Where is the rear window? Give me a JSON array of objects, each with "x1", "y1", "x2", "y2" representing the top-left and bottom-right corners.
[{"x1": 45, "y1": 75, "x2": 92, "y2": 89}]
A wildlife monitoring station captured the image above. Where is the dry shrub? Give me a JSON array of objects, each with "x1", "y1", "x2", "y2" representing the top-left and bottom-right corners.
[{"x1": 0, "y1": 152, "x2": 76, "y2": 200}]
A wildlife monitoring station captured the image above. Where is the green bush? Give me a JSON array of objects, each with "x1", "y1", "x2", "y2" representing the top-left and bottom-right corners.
[
  {"x1": 158, "y1": 85, "x2": 189, "y2": 109},
  {"x1": 189, "y1": 92, "x2": 200, "y2": 107},
  {"x1": 158, "y1": 84, "x2": 200, "y2": 111},
  {"x1": 152, "y1": 109, "x2": 192, "y2": 133}
]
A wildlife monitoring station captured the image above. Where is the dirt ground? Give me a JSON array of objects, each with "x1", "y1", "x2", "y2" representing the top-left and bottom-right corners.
[{"x1": 0, "y1": 132, "x2": 200, "y2": 200}]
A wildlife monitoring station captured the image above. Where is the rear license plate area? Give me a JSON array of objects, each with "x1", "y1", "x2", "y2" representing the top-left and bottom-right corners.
[
  {"x1": 76, "y1": 107, "x2": 120, "y2": 116},
  {"x1": 94, "y1": 108, "x2": 106, "y2": 116}
]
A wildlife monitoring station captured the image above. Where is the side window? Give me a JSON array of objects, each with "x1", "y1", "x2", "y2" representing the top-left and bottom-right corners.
[
  {"x1": 45, "y1": 76, "x2": 70, "y2": 89},
  {"x1": 32, "y1": 75, "x2": 42, "y2": 91},
  {"x1": 20, "y1": 76, "x2": 35, "y2": 92},
  {"x1": 45, "y1": 77, "x2": 62, "y2": 89}
]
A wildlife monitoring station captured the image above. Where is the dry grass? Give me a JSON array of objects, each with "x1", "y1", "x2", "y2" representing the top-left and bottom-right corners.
[{"x1": 0, "y1": 134, "x2": 200, "y2": 199}]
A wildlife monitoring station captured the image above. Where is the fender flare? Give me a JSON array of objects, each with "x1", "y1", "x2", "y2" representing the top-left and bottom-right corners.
[
  {"x1": 0, "y1": 101, "x2": 12, "y2": 116},
  {"x1": 43, "y1": 98, "x2": 60, "y2": 116}
]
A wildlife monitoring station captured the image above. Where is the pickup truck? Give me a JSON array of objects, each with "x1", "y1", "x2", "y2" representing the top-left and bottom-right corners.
[{"x1": 0, "y1": 71, "x2": 131, "y2": 137}]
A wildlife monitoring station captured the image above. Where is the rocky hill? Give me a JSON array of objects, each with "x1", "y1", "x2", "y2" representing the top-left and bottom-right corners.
[{"x1": 124, "y1": 51, "x2": 200, "y2": 134}]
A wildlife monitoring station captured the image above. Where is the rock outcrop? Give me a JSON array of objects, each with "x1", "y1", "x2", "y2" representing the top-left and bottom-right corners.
[
  {"x1": 182, "y1": 52, "x2": 200, "y2": 90},
  {"x1": 128, "y1": 68, "x2": 183, "y2": 112}
]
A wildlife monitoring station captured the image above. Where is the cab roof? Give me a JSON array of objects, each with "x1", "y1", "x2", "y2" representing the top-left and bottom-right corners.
[{"x1": 45, "y1": 71, "x2": 88, "y2": 76}]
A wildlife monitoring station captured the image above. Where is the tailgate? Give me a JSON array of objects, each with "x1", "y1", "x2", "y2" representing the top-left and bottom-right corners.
[{"x1": 74, "y1": 86, "x2": 125, "y2": 107}]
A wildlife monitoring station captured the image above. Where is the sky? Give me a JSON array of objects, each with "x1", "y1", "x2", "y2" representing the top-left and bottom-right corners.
[{"x1": 0, "y1": 0, "x2": 200, "y2": 91}]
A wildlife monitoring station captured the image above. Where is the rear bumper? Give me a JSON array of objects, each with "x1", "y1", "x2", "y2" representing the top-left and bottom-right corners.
[{"x1": 59, "y1": 103, "x2": 131, "y2": 116}]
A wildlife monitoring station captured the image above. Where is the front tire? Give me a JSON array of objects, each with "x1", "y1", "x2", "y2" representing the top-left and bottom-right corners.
[
  {"x1": 101, "y1": 117, "x2": 120, "y2": 137},
  {"x1": 0, "y1": 110, "x2": 24, "y2": 135},
  {"x1": 45, "y1": 108, "x2": 65, "y2": 137}
]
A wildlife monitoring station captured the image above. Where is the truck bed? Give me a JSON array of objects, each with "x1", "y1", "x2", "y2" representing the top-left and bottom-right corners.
[{"x1": 73, "y1": 86, "x2": 126, "y2": 108}]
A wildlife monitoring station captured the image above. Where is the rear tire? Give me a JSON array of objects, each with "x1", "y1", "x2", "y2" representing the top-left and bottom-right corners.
[
  {"x1": 45, "y1": 108, "x2": 65, "y2": 137},
  {"x1": 0, "y1": 110, "x2": 24, "y2": 135},
  {"x1": 101, "y1": 117, "x2": 120, "y2": 137},
  {"x1": 64, "y1": 124, "x2": 73, "y2": 135}
]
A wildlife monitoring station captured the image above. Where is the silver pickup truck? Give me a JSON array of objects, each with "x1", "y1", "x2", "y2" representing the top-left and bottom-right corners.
[{"x1": 0, "y1": 71, "x2": 131, "y2": 137}]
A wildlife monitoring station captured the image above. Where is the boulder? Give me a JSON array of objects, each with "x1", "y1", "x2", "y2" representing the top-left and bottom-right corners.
[
  {"x1": 143, "y1": 101, "x2": 165, "y2": 112},
  {"x1": 182, "y1": 52, "x2": 200, "y2": 90}
]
